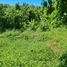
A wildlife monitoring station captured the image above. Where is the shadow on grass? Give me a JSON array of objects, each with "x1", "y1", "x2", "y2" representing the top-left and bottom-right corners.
[{"x1": 59, "y1": 52, "x2": 67, "y2": 67}]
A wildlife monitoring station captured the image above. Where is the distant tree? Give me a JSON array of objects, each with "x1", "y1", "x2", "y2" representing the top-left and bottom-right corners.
[
  {"x1": 41, "y1": 0, "x2": 47, "y2": 8},
  {"x1": 47, "y1": 0, "x2": 55, "y2": 14},
  {"x1": 15, "y1": 3, "x2": 20, "y2": 10},
  {"x1": 48, "y1": 0, "x2": 52, "y2": 6},
  {"x1": 0, "y1": 4, "x2": 6, "y2": 31}
]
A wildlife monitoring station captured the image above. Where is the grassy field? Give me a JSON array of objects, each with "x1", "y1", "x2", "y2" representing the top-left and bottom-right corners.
[{"x1": 0, "y1": 28, "x2": 67, "y2": 67}]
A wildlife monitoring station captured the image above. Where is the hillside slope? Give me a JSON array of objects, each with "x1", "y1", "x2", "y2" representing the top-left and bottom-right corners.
[{"x1": 0, "y1": 28, "x2": 67, "y2": 67}]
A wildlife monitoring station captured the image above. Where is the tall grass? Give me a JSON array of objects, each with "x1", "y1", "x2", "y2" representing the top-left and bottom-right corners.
[{"x1": 0, "y1": 28, "x2": 67, "y2": 67}]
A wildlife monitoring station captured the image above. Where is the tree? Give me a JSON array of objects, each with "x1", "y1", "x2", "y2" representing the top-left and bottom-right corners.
[
  {"x1": 47, "y1": 0, "x2": 55, "y2": 14},
  {"x1": 41, "y1": 0, "x2": 47, "y2": 8},
  {"x1": 15, "y1": 3, "x2": 20, "y2": 10},
  {"x1": 56, "y1": 0, "x2": 67, "y2": 24},
  {"x1": 0, "y1": 4, "x2": 7, "y2": 31}
]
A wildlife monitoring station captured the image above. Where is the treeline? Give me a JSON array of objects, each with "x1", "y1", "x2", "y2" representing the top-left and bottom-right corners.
[{"x1": 0, "y1": 0, "x2": 67, "y2": 31}]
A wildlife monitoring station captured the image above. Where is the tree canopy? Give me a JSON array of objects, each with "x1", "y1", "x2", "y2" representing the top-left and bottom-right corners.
[{"x1": 0, "y1": 0, "x2": 67, "y2": 31}]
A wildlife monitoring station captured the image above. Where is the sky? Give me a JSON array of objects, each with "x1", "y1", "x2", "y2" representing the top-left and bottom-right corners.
[{"x1": 0, "y1": 0, "x2": 47, "y2": 6}]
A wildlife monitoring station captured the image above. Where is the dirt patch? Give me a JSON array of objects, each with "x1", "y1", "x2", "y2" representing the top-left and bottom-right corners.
[{"x1": 47, "y1": 40, "x2": 63, "y2": 54}]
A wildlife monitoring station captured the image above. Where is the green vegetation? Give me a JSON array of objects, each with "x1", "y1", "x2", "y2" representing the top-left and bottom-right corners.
[
  {"x1": 0, "y1": 28, "x2": 67, "y2": 67},
  {"x1": 0, "y1": 0, "x2": 67, "y2": 67}
]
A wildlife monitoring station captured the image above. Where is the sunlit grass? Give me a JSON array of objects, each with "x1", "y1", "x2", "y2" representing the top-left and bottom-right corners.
[{"x1": 0, "y1": 28, "x2": 67, "y2": 67}]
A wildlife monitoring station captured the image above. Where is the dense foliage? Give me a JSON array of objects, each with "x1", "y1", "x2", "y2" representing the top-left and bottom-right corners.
[
  {"x1": 0, "y1": 0, "x2": 67, "y2": 31},
  {"x1": 0, "y1": 0, "x2": 67, "y2": 67}
]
